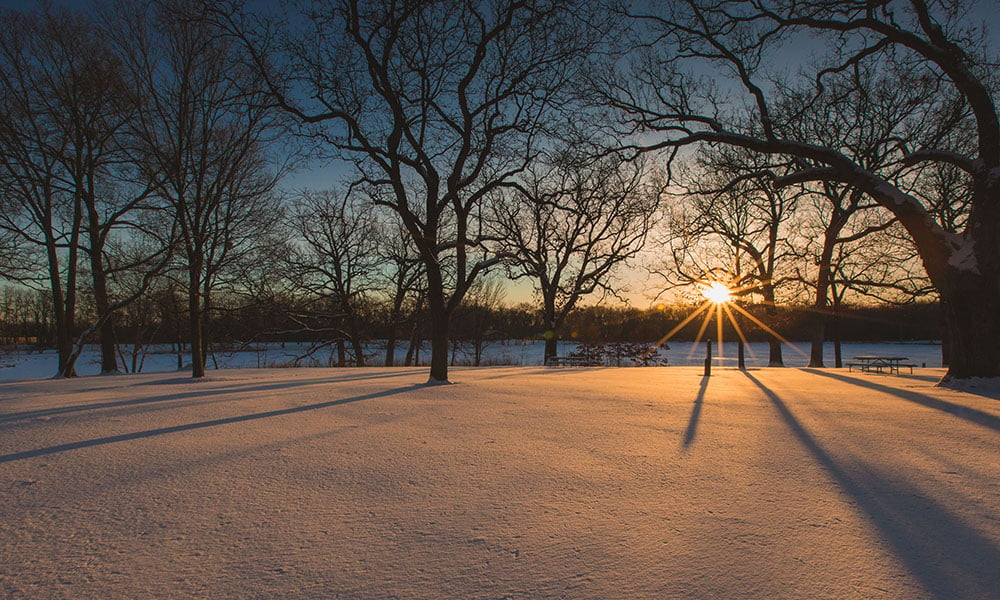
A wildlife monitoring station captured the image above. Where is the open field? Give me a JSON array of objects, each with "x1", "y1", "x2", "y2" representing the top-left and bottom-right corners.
[{"x1": 1, "y1": 366, "x2": 997, "y2": 599}]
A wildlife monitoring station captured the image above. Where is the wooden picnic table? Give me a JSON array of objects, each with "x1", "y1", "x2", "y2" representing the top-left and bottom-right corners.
[
  {"x1": 846, "y1": 355, "x2": 915, "y2": 374},
  {"x1": 545, "y1": 356, "x2": 593, "y2": 367}
]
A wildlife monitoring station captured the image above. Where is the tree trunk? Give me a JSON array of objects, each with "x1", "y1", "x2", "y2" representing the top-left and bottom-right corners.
[
  {"x1": 938, "y1": 271, "x2": 1000, "y2": 380},
  {"x1": 405, "y1": 329, "x2": 418, "y2": 366},
  {"x1": 188, "y1": 266, "x2": 205, "y2": 378},
  {"x1": 351, "y1": 335, "x2": 366, "y2": 367},
  {"x1": 50, "y1": 199, "x2": 81, "y2": 378},
  {"x1": 767, "y1": 338, "x2": 784, "y2": 367},
  {"x1": 939, "y1": 298, "x2": 951, "y2": 367},
  {"x1": 85, "y1": 194, "x2": 118, "y2": 374},
  {"x1": 424, "y1": 263, "x2": 452, "y2": 382},
  {"x1": 832, "y1": 300, "x2": 843, "y2": 368},
  {"x1": 474, "y1": 339, "x2": 484, "y2": 366},
  {"x1": 427, "y1": 297, "x2": 450, "y2": 382},
  {"x1": 544, "y1": 336, "x2": 558, "y2": 364},
  {"x1": 48, "y1": 252, "x2": 71, "y2": 377},
  {"x1": 542, "y1": 298, "x2": 559, "y2": 364},
  {"x1": 336, "y1": 339, "x2": 346, "y2": 367},
  {"x1": 54, "y1": 311, "x2": 76, "y2": 377},
  {"x1": 808, "y1": 214, "x2": 843, "y2": 368},
  {"x1": 200, "y1": 284, "x2": 213, "y2": 373},
  {"x1": 385, "y1": 335, "x2": 397, "y2": 367},
  {"x1": 48, "y1": 238, "x2": 78, "y2": 378},
  {"x1": 808, "y1": 319, "x2": 825, "y2": 368},
  {"x1": 90, "y1": 265, "x2": 118, "y2": 374}
]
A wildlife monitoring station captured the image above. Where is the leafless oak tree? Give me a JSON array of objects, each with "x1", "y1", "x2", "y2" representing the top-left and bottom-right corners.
[
  {"x1": 0, "y1": 6, "x2": 169, "y2": 377},
  {"x1": 114, "y1": 0, "x2": 284, "y2": 378},
  {"x1": 494, "y1": 149, "x2": 661, "y2": 363},
  {"x1": 215, "y1": 0, "x2": 613, "y2": 382},
  {"x1": 286, "y1": 189, "x2": 383, "y2": 366},
  {"x1": 607, "y1": 0, "x2": 1000, "y2": 379}
]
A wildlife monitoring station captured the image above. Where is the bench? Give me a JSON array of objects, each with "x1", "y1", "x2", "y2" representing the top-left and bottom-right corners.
[{"x1": 545, "y1": 356, "x2": 593, "y2": 367}]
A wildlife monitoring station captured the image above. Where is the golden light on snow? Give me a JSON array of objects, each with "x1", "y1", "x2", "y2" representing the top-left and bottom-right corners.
[{"x1": 701, "y1": 281, "x2": 733, "y2": 304}]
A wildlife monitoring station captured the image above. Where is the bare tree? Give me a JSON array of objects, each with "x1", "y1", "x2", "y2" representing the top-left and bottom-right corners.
[
  {"x1": 286, "y1": 189, "x2": 383, "y2": 366},
  {"x1": 771, "y1": 61, "x2": 939, "y2": 367},
  {"x1": 606, "y1": 0, "x2": 1000, "y2": 380},
  {"x1": 494, "y1": 149, "x2": 661, "y2": 363},
  {"x1": 215, "y1": 0, "x2": 614, "y2": 382},
  {"x1": 0, "y1": 9, "x2": 84, "y2": 376},
  {"x1": 375, "y1": 212, "x2": 425, "y2": 367},
  {"x1": 114, "y1": 0, "x2": 284, "y2": 377},
  {"x1": 450, "y1": 275, "x2": 507, "y2": 367},
  {"x1": 0, "y1": 5, "x2": 176, "y2": 377},
  {"x1": 664, "y1": 146, "x2": 800, "y2": 365}
]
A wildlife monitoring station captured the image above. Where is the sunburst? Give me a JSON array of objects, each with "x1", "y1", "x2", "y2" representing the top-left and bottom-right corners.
[{"x1": 645, "y1": 275, "x2": 806, "y2": 369}]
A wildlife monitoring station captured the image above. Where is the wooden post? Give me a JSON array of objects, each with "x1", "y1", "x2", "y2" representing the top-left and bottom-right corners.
[{"x1": 704, "y1": 338, "x2": 712, "y2": 377}]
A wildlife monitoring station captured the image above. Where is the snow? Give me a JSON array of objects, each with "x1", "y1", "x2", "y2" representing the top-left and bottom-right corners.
[
  {"x1": 0, "y1": 340, "x2": 947, "y2": 381},
  {"x1": 946, "y1": 235, "x2": 979, "y2": 271},
  {"x1": 1, "y1": 366, "x2": 997, "y2": 598}
]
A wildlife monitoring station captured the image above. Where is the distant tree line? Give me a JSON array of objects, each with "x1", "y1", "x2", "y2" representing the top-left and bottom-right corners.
[
  {"x1": 0, "y1": 0, "x2": 991, "y2": 380},
  {"x1": 0, "y1": 283, "x2": 942, "y2": 363}
]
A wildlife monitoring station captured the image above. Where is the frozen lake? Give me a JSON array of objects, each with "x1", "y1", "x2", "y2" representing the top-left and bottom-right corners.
[{"x1": 1, "y1": 339, "x2": 944, "y2": 381}]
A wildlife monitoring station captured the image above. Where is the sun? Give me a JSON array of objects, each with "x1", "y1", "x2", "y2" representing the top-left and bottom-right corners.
[{"x1": 701, "y1": 281, "x2": 733, "y2": 304}]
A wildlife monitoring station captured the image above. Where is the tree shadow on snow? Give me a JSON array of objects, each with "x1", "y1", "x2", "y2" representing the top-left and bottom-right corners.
[
  {"x1": 802, "y1": 369, "x2": 1000, "y2": 432},
  {"x1": 0, "y1": 385, "x2": 416, "y2": 464},
  {"x1": 681, "y1": 376, "x2": 710, "y2": 449},
  {"x1": 0, "y1": 369, "x2": 422, "y2": 425},
  {"x1": 744, "y1": 371, "x2": 1000, "y2": 600}
]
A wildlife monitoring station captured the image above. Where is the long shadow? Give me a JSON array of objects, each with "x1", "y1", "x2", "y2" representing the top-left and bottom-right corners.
[
  {"x1": 128, "y1": 368, "x2": 421, "y2": 388},
  {"x1": 682, "y1": 376, "x2": 710, "y2": 448},
  {"x1": 475, "y1": 367, "x2": 553, "y2": 380},
  {"x1": 0, "y1": 369, "x2": 422, "y2": 425},
  {"x1": 0, "y1": 385, "x2": 414, "y2": 464},
  {"x1": 744, "y1": 371, "x2": 1000, "y2": 600},
  {"x1": 803, "y1": 369, "x2": 1000, "y2": 432}
]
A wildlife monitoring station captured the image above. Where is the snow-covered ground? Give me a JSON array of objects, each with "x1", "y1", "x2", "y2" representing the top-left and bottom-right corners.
[
  {"x1": 0, "y1": 339, "x2": 945, "y2": 380},
  {"x1": 1, "y1": 366, "x2": 997, "y2": 599}
]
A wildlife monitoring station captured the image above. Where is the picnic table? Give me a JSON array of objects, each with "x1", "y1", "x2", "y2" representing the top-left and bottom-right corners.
[
  {"x1": 545, "y1": 356, "x2": 593, "y2": 367},
  {"x1": 846, "y1": 355, "x2": 916, "y2": 374}
]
